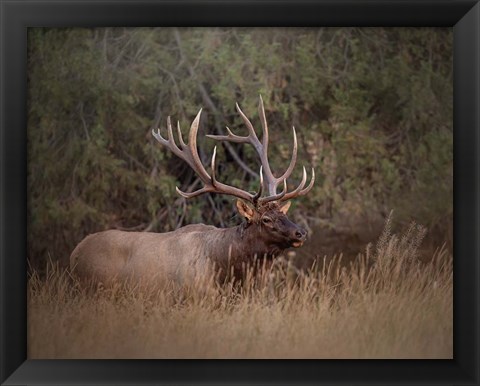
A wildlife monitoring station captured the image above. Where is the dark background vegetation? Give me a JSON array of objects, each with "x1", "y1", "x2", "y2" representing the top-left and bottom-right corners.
[{"x1": 27, "y1": 27, "x2": 453, "y2": 269}]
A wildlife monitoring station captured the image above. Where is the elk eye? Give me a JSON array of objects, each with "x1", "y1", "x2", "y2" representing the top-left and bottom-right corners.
[{"x1": 262, "y1": 217, "x2": 272, "y2": 225}]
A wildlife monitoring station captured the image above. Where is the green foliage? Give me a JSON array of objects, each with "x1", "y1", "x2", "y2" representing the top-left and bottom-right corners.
[{"x1": 27, "y1": 27, "x2": 453, "y2": 267}]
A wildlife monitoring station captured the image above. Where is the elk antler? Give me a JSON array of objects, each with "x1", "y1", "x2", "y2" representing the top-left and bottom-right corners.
[
  {"x1": 152, "y1": 110, "x2": 263, "y2": 203},
  {"x1": 152, "y1": 97, "x2": 315, "y2": 205},
  {"x1": 207, "y1": 96, "x2": 315, "y2": 203}
]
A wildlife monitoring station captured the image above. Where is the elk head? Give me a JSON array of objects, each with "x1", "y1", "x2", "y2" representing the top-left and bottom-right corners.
[
  {"x1": 152, "y1": 96, "x2": 315, "y2": 252},
  {"x1": 236, "y1": 199, "x2": 307, "y2": 252}
]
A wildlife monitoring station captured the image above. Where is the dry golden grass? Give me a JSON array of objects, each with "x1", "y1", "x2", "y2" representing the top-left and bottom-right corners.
[{"x1": 28, "y1": 218, "x2": 452, "y2": 359}]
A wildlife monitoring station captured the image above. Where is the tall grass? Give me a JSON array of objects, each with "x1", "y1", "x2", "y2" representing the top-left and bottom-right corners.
[{"x1": 28, "y1": 218, "x2": 452, "y2": 359}]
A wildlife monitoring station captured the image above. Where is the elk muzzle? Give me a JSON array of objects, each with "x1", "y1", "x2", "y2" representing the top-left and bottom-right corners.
[{"x1": 289, "y1": 226, "x2": 307, "y2": 248}]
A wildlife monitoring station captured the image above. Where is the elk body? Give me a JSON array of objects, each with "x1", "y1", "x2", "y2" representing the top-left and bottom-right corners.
[{"x1": 70, "y1": 97, "x2": 315, "y2": 285}]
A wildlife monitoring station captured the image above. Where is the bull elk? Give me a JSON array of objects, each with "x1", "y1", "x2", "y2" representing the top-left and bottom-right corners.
[{"x1": 70, "y1": 97, "x2": 315, "y2": 285}]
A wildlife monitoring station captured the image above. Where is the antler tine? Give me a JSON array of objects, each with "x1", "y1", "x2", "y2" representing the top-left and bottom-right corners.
[
  {"x1": 235, "y1": 102, "x2": 261, "y2": 147},
  {"x1": 280, "y1": 167, "x2": 316, "y2": 201},
  {"x1": 258, "y1": 95, "x2": 269, "y2": 157},
  {"x1": 176, "y1": 120, "x2": 187, "y2": 148},
  {"x1": 175, "y1": 186, "x2": 212, "y2": 199},
  {"x1": 276, "y1": 126, "x2": 298, "y2": 186},
  {"x1": 252, "y1": 165, "x2": 264, "y2": 203},
  {"x1": 259, "y1": 179, "x2": 288, "y2": 204},
  {"x1": 152, "y1": 128, "x2": 165, "y2": 145},
  {"x1": 166, "y1": 116, "x2": 174, "y2": 141},
  {"x1": 187, "y1": 109, "x2": 212, "y2": 183},
  {"x1": 206, "y1": 126, "x2": 249, "y2": 143},
  {"x1": 152, "y1": 121, "x2": 165, "y2": 144},
  {"x1": 279, "y1": 166, "x2": 307, "y2": 201},
  {"x1": 211, "y1": 146, "x2": 218, "y2": 186},
  {"x1": 299, "y1": 167, "x2": 315, "y2": 196}
]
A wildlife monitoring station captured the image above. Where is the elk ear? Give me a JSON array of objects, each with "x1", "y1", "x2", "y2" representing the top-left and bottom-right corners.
[
  {"x1": 278, "y1": 201, "x2": 292, "y2": 214},
  {"x1": 236, "y1": 199, "x2": 255, "y2": 221}
]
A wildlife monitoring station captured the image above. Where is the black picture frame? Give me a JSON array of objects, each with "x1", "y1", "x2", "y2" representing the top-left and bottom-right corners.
[{"x1": 1, "y1": 1, "x2": 478, "y2": 385}]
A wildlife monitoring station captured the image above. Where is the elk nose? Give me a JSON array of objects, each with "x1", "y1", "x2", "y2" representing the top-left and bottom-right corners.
[{"x1": 295, "y1": 228, "x2": 307, "y2": 240}]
